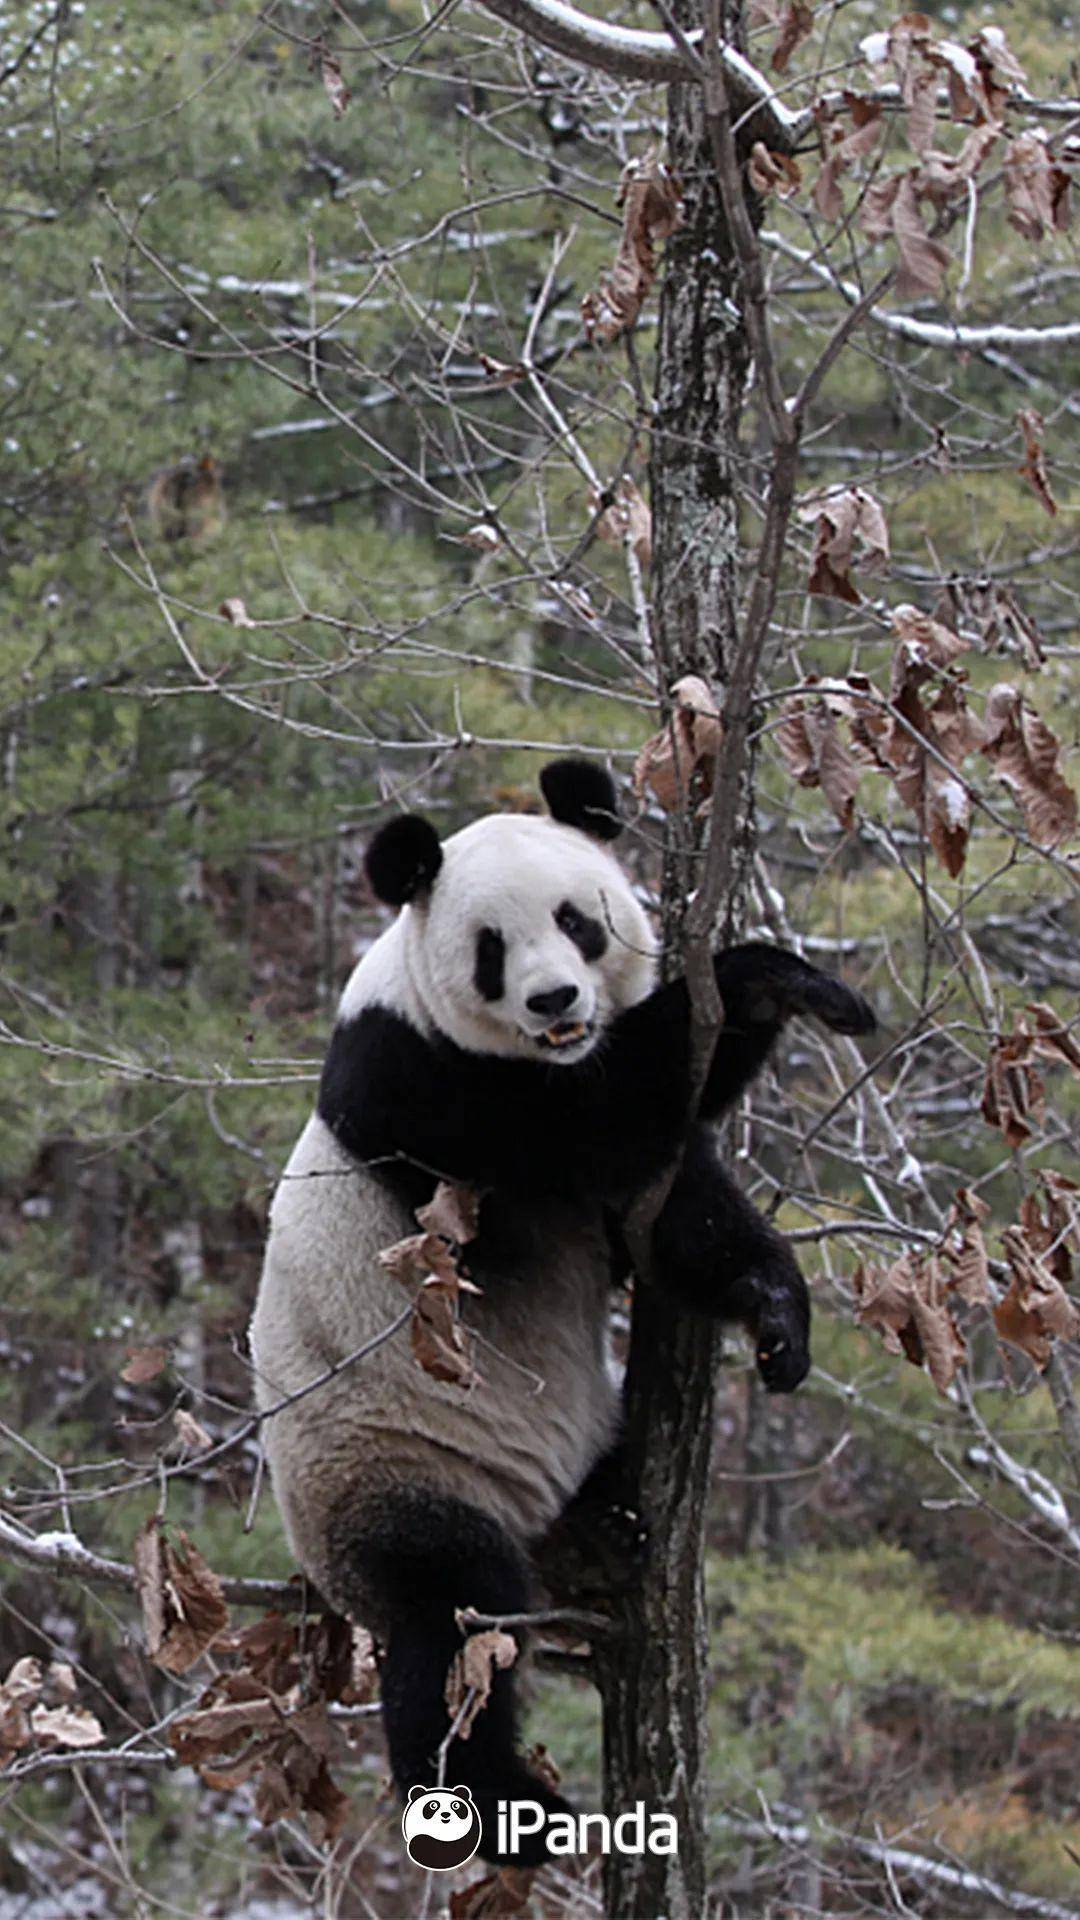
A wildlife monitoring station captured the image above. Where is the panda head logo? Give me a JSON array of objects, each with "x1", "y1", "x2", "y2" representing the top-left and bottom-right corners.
[{"x1": 402, "y1": 1783, "x2": 482, "y2": 1871}]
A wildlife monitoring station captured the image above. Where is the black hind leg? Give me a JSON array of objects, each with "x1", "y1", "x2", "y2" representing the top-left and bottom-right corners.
[{"x1": 330, "y1": 1486, "x2": 571, "y2": 1866}]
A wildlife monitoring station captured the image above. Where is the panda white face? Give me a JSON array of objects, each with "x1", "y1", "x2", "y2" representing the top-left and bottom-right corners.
[{"x1": 405, "y1": 814, "x2": 657, "y2": 1064}]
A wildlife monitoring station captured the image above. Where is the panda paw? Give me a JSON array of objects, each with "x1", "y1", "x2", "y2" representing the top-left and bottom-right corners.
[
  {"x1": 754, "y1": 1311, "x2": 811, "y2": 1393},
  {"x1": 745, "y1": 1259, "x2": 811, "y2": 1393},
  {"x1": 791, "y1": 967, "x2": 876, "y2": 1037},
  {"x1": 716, "y1": 945, "x2": 876, "y2": 1037}
]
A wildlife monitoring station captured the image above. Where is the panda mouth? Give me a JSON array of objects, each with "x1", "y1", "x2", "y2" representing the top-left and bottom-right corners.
[{"x1": 536, "y1": 1019, "x2": 591, "y2": 1051}]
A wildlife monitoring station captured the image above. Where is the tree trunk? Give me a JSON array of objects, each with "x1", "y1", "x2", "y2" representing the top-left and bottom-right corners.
[{"x1": 595, "y1": 15, "x2": 753, "y2": 1916}]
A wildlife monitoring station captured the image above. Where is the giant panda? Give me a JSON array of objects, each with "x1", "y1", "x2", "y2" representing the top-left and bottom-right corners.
[{"x1": 249, "y1": 758, "x2": 875, "y2": 1865}]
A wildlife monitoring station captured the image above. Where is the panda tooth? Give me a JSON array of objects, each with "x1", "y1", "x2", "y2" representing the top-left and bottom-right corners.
[{"x1": 544, "y1": 1021, "x2": 587, "y2": 1047}]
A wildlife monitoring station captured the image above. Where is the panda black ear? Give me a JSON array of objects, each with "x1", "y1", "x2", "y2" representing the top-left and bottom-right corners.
[
  {"x1": 540, "y1": 758, "x2": 621, "y2": 842},
  {"x1": 407, "y1": 1785, "x2": 426, "y2": 1803},
  {"x1": 451, "y1": 1785, "x2": 472, "y2": 1799},
  {"x1": 365, "y1": 815, "x2": 443, "y2": 906}
]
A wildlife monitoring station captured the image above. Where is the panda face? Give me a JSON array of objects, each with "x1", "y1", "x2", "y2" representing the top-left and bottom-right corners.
[
  {"x1": 402, "y1": 1783, "x2": 482, "y2": 1869},
  {"x1": 404, "y1": 814, "x2": 656, "y2": 1063}
]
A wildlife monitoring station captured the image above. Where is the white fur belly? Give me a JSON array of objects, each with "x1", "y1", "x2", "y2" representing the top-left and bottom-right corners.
[{"x1": 250, "y1": 1116, "x2": 619, "y2": 1602}]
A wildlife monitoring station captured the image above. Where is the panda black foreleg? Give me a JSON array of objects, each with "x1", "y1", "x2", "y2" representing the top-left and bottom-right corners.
[
  {"x1": 335, "y1": 1486, "x2": 572, "y2": 1866},
  {"x1": 651, "y1": 1127, "x2": 810, "y2": 1392},
  {"x1": 700, "y1": 942, "x2": 876, "y2": 1123}
]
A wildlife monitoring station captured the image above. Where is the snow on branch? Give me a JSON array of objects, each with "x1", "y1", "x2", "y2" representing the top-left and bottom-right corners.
[
  {"x1": 473, "y1": 0, "x2": 800, "y2": 140},
  {"x1": 0, "y1": 1514, "x2": 296, "y2": 1609},
  {"x1": 723, "y1": 1806, "x2": 1080, "y2": 1920},
  {"x1": 765, "y1": 230, "x2": 1080, "y2": 351}
]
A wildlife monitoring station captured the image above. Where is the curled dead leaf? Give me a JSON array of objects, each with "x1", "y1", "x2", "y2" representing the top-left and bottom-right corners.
[
  {"x1": 748, "y1": 143, "x2": 803, "y2": 199},
  {"x1": 776, "y1": 694, "x2": 862, "y2": 830},
  {"x1": 633, "y1": 675, "x2": 722, "y2": 814},
  {"x1": 1026, "y1": 1003, "x2": 1080, "y2": 1078},
  {"x1": 748, "y1": 0, "x2": 813, "y2": 73},
  {"x1": 121, "y1": 1344, "x2": 168, "y2": 1386},
  {"x1": 980, "y1": 1015, "x2": 1046, "y2": 1150},
  {"x1": 854, "y1": 1251, "x2": 967, "y2": 1393},
  {"x1": 1015, "y1": 408, "x2": 1058, "y2": 518},
  {"x1": 994, "y1": 1222, "x2": 1080, "y2": 1370},
  {"x1": 415, "y1": 1181, "x2": 481, "y2": 1247},
  {"x1": 450, "y1": 1866, "x2": 536, "y2": 1919},
  {"x1": 981, "y1": 684, "x2": 1077, "y2": 847},
  {"x1": 1003, "y1": 131, "x2": 1072, "y2": 241},
  {"x1": 320, "y1": 47, "x2": 350, "y2": 120},
  {"x1": 814, "y1": 92, "x2": 884, "y2": 220},
  {"x1": 798, "y1": 487, "x2": 890, "y2": 604},
  {"x1": 462, "y1": 524, "x2": 501, "y2": 553},
  {"x1": 582, "y1": 150, "x2": 682, "y2": 345},
  {"x1": 133, "y1": 1516, "x2": 229, "y2": 1675},
  {"x1": 29, "y1": 1704, "x2": 105, "y2": 1751},
  {"x1": 445, "y1": 1630, "x2": 518, "y2": 1741},
  {"x1": 173, "y1": 1407, "x2": 213, "y2": 1454},
  {"x1": 589, "y1": 476, "x2": 652, "y2": 567},
  {"x1": 411, "y1": 1277, "x2": 482, "y2": 1389},
  {"x1": 941, "y1": 1188, "x2": 991, "y2": 1305},
  {"x1": 219, "y1": 597, "x2": 255, "y2": 627}
]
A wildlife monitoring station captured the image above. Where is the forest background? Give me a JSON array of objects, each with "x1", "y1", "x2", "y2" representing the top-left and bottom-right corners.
[{"x1": 0, "y1": 1, "x2": 1078, "y2": 1916}]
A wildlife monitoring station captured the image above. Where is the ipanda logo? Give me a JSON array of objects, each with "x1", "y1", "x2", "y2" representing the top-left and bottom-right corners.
[
  {"x1": 498, "y1": 1801, "x2": 679, "y2": 1857},
  {"x1": 403, "y1": 1786, "x2": 677, "y2": 1869},
  {"x1": 402, "y1": 1785, "x2": 483, "y2": 1871}
]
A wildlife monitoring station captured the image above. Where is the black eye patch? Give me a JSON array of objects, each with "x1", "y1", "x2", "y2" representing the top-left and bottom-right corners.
[
  {"x1": 555, "y1": 899, "x2": 606, "y2": 962},
  {"x1": 474, "y1": 926, "x2": 506, "y2": 1001}
]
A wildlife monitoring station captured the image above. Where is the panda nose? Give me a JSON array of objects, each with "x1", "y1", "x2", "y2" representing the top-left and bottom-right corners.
[{"x1": 526, "y1": 984, "x2": 578, "y2": 1019}]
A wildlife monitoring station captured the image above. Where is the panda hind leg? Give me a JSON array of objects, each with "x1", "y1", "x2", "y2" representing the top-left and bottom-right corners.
[{"x1": 329, "y1": 1485, "x2": 571, "y2": 1867}]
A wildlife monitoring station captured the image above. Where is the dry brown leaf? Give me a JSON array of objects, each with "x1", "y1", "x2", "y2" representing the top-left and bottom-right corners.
[
  {"x1": 445, "y1": 1630, "x2": 518, "y2": 1741},
  {"x1": 461, "y1": 524, "x2": 501, "y2": 554},
  {"x1": 891, "y1": 604, "x2": 970, "y2": 670},
  {"x1": 633, "y1": 675, "x2": 723, "y2": 813},
  {"x1": 450, "y1": 1867, "x2": 536, "y2": 1920},
  {"x1": 133, "y1": 1516, "x2": 229, "y2": 1675},
  {"x1": 411, "y1": 1278, "x2": 482, "y2": 1389},
  {"x1": 914, "y1": 126, "x2": 1001, "y2": 210},
  {"x1": 121, "y1": 1344, "x2": 168, "y2": 1385},
  {"x1": 320, "y1": 48, "x2": 350, "y2": 119},
  {"x1": 1003, "y1": 131, "x2": 1073, "y2": 240},
  {"x1": 378, "y1": 1229, "x2": 466, "y2": 1290},
  {"x1": 749, "y1": 0, "x2": 814, "y2": 73},
  {"x1": 935, "y1": 578, "x2": 1046, "y2": 668},
  {"x1": 47, "y1": 1662, "x2": 77, "y2": 1702},
  {"x1": 748, "y1": 143, "x2": 803, "y2": 199},
  {"x1": 219, "y1": 597, "x2": 255, "y2": 627},
  {"x1": 776, "y1": 695, "x2": 861, "y2": 830},
  {"x1": 892, "y1": 173, "x2": 952, "y2": 297},
  {"x1": 968, "y1": 24, "x2": 1027, "y2": 122},
  {"x1": 814, "y1": 93, "x2": 884, "y2": 220},
  {"x1": 941, "y1": 1188, "x2": 991, "y2": 1305},
  {"x1": 590, "y1": 476, "x2": 652, "y2": 567},
  {"x1": 994, "y1": 1223, "x2": 1080, "y2": 1370},
  {"x1": 1015, "y1": 408, "x2": 1058, "y2": 517},
  {"x1": 478, "y1": 355, "x2": 527, "y2": 387},
  {"x1": 581, "y1": 150, "x2": 682, "y2": 345},
  {"x1": 0, "y1": 1657, "x2": 43, "y2": 1766},
  {"x1": 854, "y1": 1252, "x2": 967, "y2": 1392},
  {"x1": 415, "y1": 1182, "x2": 481, "y2": 1247},
  {"x1": 981, "y1": 684, "x2": 1077, "y2": 847},
  {"x1": 173, "y1": 1408, "x2": 213, "y2": 1453},
  {"x1": 798, "y1": 487, "x2": 890, "y2": 604},
  {"x1": 29, "y1": 1704, "x2": 105, "y2": 1751},
  {"x1": 980, "y1": 1016, "x2": 1046, "y2": 1149},
  {"x1": 1027, "y1": 1003, "x2": 1080, "y2": 1078}
]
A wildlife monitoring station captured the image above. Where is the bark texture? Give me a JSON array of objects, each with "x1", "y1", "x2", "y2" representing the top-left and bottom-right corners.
[{"x1": 594, "y1": 17, "x2": 754, "y2": 1917}]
